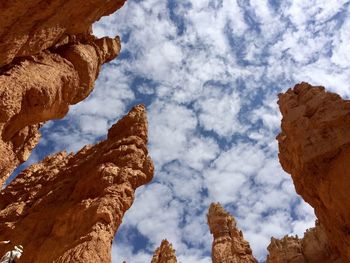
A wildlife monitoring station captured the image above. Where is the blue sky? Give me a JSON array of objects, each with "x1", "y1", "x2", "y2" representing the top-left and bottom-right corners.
[{"x1": 15, "y1": 0, "x2": 350, "y2": 262}]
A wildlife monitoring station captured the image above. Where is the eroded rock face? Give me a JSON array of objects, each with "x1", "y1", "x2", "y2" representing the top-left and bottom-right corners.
[
  {"x1": 277, "y1": 82, "x2": 350, "y2": 262},
  {"x1": 0, "y1": 105, "x2": 154, "y2": 263},
  {"x1": 0, "y1": 0, "x2": 126, "y2": 67},
  {"x1": 151, "y1": 240, "x2": 178, "y2": 263},
  {"x1": 207, "y1": 203, "x2": 258, "y2": 263},
  {"x1": 0, "y1": 36, "x2": 121, "y2": 186},
  {"x1": 266, "y1": 221, "x2": 340, "y2": 263}
]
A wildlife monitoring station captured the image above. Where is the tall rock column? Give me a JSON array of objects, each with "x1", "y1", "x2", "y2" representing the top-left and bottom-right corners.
[
  {"x1": 151, "y1": 240, "x2": 178, "y2": 263},
  {"x1": 207, "y1": 203, "x2": 257, "y2": 263},
  {"x1": 0, "y1": 105, "x2": 154, "y2": 263},
  {"x1": 277, "y1": 82, "x2": 350, "y2": 261},
  {"x1": 265, "y1": 221, "x2": 340, "y2": 263},
  {"x1": 0, "y1": 36, "x2": 121, "y2": 186},
  {"x1": 0, "y1": 0, "x2": 127, "y2": 186}
]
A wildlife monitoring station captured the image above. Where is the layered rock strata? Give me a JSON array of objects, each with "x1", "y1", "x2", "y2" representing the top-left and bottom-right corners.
[
  {"x1": 277, "y1": 82, "x2": 350, "y2": 261},
  {"x1": 0, "y1": 105, "x2": 154, "y2": 263},
  {"x1": 0, "y1": 0, "x2": 126, "y2": 67},
  {"x1": 151, "y1": 239, "x2": 178, "y2": 263},
  {"x1": 0, "y1": 36, "x2": 121, "y2": 186},
  {"x1": 207, "y1": 203, "x2": 258, "y2": 263}
]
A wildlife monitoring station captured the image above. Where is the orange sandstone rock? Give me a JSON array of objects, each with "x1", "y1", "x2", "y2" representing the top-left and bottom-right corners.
[
  {"x1": 0, "y1": 36, "x2": 121, "y2": 186},
  {"x1": 207, "y1": 203, "x2": 258, "y2": 263},
  {"x1": 151, "y1": 240, "x2": 178, "y2": 263},
  {"x1": 0, "y1": 105, "x2": 154, "y2": 263},
  {"x1": 266, "y1": 221, "x2": 340, "y2": 263},
  {"x1": 0, "y1": 0, "x2": 126, "y2": 67},
  {"x1": 277, "y1": 82, "x2": 350, "y2": 262}
]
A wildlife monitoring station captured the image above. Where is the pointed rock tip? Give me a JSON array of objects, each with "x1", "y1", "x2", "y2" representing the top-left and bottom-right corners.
[
  {"x1": 208, "y1": 202, "x2": 229, "y2": 217},
  {"x1": 107, "y1": 104, "x2": 148, "y2": 141}
]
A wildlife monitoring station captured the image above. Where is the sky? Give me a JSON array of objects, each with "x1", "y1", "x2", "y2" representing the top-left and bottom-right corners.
[{"x1": 14, "y1": 0, "x2": 350, "y2": 262}]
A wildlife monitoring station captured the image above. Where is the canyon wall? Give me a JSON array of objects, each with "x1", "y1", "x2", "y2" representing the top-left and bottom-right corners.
[
  {"x1": 0, "y1": 0, "x2": 125, "y2": 186},
  {"x1": 207, "y1": 203, "x2": 258, "y2": 263},
  {"x1": 0, "y1": 105, "x2": 154, "y2": 263},
  {"x1": 275, "y1": 82, "x2": 350, "y2": 262},
  {"x1": 0, "y1": 0, "x2": 126, "y2": 67}
]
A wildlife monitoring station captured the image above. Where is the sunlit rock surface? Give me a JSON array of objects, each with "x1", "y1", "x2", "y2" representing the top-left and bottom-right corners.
[
  {"x1": 0, "y1": 0, "x2": 125, "y2": 186},
  {"x1": 208, "y1": 203, "x2": 258, "y2": 263},
  {"x1": 277, "y1": 82, "x2": 350, "y2": 262},
  {"x1": 0, "y1": 0, "x2": 126, "y2": 66},
  {"x1": 0, "y1": 105, "x2": 154, "y2": 263},
  {"x1": 0, "y1": 36, "x2": 120, "y2": 186},
  {"x1": 266, "y1": 221, "x2": 340, "y2": 263},
  {"x1": 151, "y1": 239, "x2": 178, "y2": 263}
]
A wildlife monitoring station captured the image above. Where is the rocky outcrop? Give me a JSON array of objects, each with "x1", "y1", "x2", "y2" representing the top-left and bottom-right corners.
[
  {"x1": 0, "y1": 0, "x2": 126, "y2": 67},
  {"x1": 0, "y1": 36, "x2": 121, "y2": 186},
  {"x1": 207, "y1": 203, "x2": 258, "y2": 263},
  {"x1": 266, "y1": 221, "x2": 340, "y2": 263},
  {"x1": 0, "y1": 0, "x2": 126, "y2": 186},
  {"x1": 277, "y1": 82, "x2": 350, "y2": 262},
  {"x1": 151, "y1": 240, "x2": 178, "y2": 263},
  {"x1": 0, "y1": 105, "x2": 154, "y2": 263}
]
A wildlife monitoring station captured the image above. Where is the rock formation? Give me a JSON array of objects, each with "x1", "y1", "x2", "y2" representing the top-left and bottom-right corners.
[
  {"x1": 266, "y1": 221, "x2": 340, "y2": 263},
  {"x1": 207, "y1": 203, "x2": 258, "y2": 263},
  {"x1": 151, "y1": 239, "x2": 178, "y2": 263},
  {"x1": 277, "y1": 82, "x2": 350, "y2": 262},
  {"x1": 0, "y1": 36, "x2": 121, "y2": 186},
  {"x1": 0, "y1": 105, "x2": 154, "y2": 263},
  {"x1": 0, "y1": 0, "x2": 126, "y2": 67},
  {"x1": 0, "y1": 0, "x2": 126, "y2": 186}
]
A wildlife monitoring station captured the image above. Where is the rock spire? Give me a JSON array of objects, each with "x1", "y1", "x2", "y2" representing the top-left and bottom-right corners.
[
  {"x1": 0, "y1": 105, "x2": 154, "y2": 263},
  {"x1": 266, "y1": 221, "x2": 339, "y2": 263},
  {"x1": 0, "y1": 36, "x2": 121, "y2": 186},
  {"x1": 207, "y1": 203, "x2": 257, "y2": 263},
  {"x1": 151, "y1": 239, "x2": 178, "y2": 263}
]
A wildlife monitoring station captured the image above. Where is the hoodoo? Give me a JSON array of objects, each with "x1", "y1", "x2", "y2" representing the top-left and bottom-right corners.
[
  {"x1": 151, "y1": 240, "x2": 178, "y2": 263},
  {"x1": 207, "y1": 203, "x2": 258, "y2": 263},
  {"x1": 0, "y1": 105, "x2": 154, "y2": 263},
  {"x1": 0, "y1": 0, "x2": 126, "y2": 186}
]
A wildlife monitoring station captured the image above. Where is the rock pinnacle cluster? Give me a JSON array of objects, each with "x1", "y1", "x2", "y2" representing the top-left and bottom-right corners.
[{"x1": 0, "y1": 0, "x2": 350, "y2": 262}]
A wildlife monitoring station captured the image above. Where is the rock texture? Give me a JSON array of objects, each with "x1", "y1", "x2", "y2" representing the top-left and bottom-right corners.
[
  {"x1": 266, "y1": 221, "x2": 340, "y2": 263},
  {"x1": 277, "y1": 82, "x2": 350, "y2": 262},
  {"x1": 0, "y1": 0, "x2": 126, "y2": 67},
  {"x1": 0, "y1": 36, "x2": 121, "y2": 186},
  {"x1": 207, "y1": 203, "x2": 258, "y2": 263},
  {"x1": 151, "y1": 240, "x2": 178, "y2": 263},
  {"x1": 0, "y1": 105, "x2": 154, "y2": 263}
]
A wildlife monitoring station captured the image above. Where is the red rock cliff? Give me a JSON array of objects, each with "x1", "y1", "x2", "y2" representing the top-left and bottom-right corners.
[
  {"x1": 207, "y1": 203, "x2": 258, "y2": 263},
  {"x1": 277, "y1": 82, "x2": 350, "y2": 262},
  {"x1": 0, "y1": 0, "x2": 126, "y2": 186},
  {"x1": 0, "y1": 105, "x2": 154, "y2": 263},
  {"x1": 0, "y1": 36, "x2": 121, "y2": 186},
  {"x1": 151, "y1": 239, "x2": 178, "y2": 263},
  {"x1": 0, "y1": 0, "x2": 126, "y2": 66}
]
